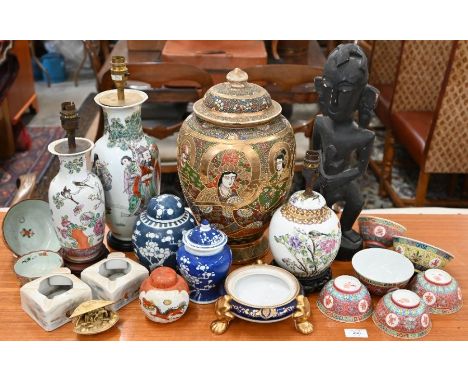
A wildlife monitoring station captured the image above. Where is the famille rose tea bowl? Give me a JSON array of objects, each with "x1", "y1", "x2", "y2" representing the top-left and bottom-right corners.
[
  {"x1": 409, "y1": 269, "x2": 462, "y2": 315},
  {"x1": 14, "y1": 250, "x2": 63, "y2": 286},
  {"x1": 2, "y1": 199, "x2": 61, "y2": 257},
  {"x1": 393, "y1": 236, "x2": 454, "y2": 273},
  {"x1": 210, "y1": 263, "x2": 314, "y2": 335},
  {"x1": 352, "y1": 248, "x2": 415, "y2": 296},
  {"x1": 316, "y1": 275, "x2": 373, "y2": 322},
  {"x1": 358, "y1": 216, "x2": 406, "y2": 248},
  {"x1": 372, "y1": 289, "x2": 431, "y2": 339}
]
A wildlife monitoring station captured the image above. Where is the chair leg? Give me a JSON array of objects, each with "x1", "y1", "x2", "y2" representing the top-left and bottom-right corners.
[
  {"x1": 415, "y1": 170, "x2": 430, "y2": 206},
  {"x1": 379, "y1": 127, "x2": 395, "y2": 197}
]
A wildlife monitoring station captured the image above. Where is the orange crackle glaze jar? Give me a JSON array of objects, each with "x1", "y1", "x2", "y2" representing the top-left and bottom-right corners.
[{"x1": 139, "y1": 267, "x2": 190, "y2": 323}]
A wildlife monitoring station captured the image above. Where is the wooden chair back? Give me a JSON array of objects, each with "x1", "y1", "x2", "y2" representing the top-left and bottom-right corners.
[
  {"x1": 425, "y1": 41, "x2": 468, "y2": 174},
  {"x1": 243, "y1": 64, "x2": 322, "y2": 136},
  {"x1": 99, "y1": 62, "x2": 213, "y2": 101}
]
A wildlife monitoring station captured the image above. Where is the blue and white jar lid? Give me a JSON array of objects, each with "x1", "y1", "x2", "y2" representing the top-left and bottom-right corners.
[
  {"x1": 183, "y1": 220, "x2": 228, "y2": 256},
  {"x1": 146, "y1": 194, "x2": 186, "y2": 221}
]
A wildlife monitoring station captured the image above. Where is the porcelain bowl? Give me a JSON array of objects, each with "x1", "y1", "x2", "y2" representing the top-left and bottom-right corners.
[
  {"x1": 316, "y1": 275, "x2": 373, "y2": 322},
  {"x1": 372, "y1": 289, "x2": 432, "y2": 339},
  {"x1": 358, "y1": 215, "x2": 407, "y2": 248},
  {"x1": 352, "y1": 248, "x2": 415, "y2": 296},
  {"x1": 2, "y1": 199, "x2": 61, "y2": 257},
  {"x1": 393, "y1": 236, "x2": 454, "y2": 272},
  {"x1": 409, "y1": 269, "x2": 462, "y2": 315},
  {"x1": 14, "y1": 250, "x2": 64, "y2": 285},
  {"x1": 224, "y1": 264, "x2": 300, "y2": 323}
]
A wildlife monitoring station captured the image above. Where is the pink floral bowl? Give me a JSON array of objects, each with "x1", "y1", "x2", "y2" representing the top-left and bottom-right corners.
[
  {"x1": 409, "y1": 269, "x2": 462, "y2": 315},
  {"x1": 393, "y1": 236, "x2": 455, "y2": 273},
  {"x1": 372, "y1": 289, "x2": 432, "y2": 339},
  {"x1": 358, "y1": 216, "x2": 407, "y2": 248},
  {"x1": 317, "y1": 275, "x2": 373, "y2": 323},
  {"x1": 352, "y1": 248, "x2": 414, "y2": 296}
]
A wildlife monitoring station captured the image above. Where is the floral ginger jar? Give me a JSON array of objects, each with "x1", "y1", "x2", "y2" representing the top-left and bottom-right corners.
[
  {"x1": 92, "y1": 88, "x2": 161, "y2": 251},
  {"x1": 48, "y1": 137, "x2": 106, "y2": 263},
  {"x1": 269, "y1": 150, "x2": 341, "y2": 292},
  {"x1": 177, "y1": 68, "x2": 295, "y2": 264},
  {"x1": 176, "y1": 220, "x2": 232, "y2": 304},
  {"x1": 132, "y1": 194, "x2": 196, "y2": 271}
]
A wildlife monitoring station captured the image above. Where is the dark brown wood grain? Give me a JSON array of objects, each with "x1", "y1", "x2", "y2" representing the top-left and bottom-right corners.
[{"x1": 1, "y1": 213, "x2": 467, "y2": 341}]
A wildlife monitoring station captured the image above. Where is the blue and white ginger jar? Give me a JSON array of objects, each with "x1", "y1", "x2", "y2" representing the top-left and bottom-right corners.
[
  {"x1": 176, "y1": 219, "x2": 232, "y2": 304},
  {"x1": 132, "y1": 194, "x2": 196, "y2": 271}
]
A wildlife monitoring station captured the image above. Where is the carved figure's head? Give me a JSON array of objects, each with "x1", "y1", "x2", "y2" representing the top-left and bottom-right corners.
[{"x1": 315, "y1": 44, "x2": 369, "y2": 121}]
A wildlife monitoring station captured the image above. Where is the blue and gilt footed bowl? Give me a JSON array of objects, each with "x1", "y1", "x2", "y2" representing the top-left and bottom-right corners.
[
  {"x1": 132, "y1": 194, "x2": 196, "y2": 271},
  {"x1": 224, "y1": 263, "x2": 300, "y2": 323}
]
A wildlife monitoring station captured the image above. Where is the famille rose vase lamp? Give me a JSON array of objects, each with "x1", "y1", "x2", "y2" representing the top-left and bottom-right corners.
[
  {"x1": 269, "y1": 150, "x2": 341, "y2": 293},
  {"x1": 177, "y1": 68, "x2": 296, "y2": 263},
  {"x1": 92, "y1": 56, "x2": 161, "y2": 251},
  {"x1": 48, "y1": 102, "x2": 107, "y2": 266}
]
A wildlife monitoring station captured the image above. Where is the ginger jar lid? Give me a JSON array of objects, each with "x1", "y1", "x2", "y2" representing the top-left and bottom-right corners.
[
  {"x1": 140, "y1": 266, "x2": 189, "y2": 293},
  {"x1": 192, "y1": 68, "x2": 282, "y2": 126},
  {"x1": 280, "y1": 190, "x2": 332, "y2": 225},
  {"x1": 146, "y1": 194, "x2": 186, "y2": 221},
  {"x1": 183, "y1": 220, "x2": 228, "y2": 253}
]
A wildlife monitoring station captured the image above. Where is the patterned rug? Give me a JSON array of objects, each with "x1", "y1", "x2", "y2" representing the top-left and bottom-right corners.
[{"x1": 0, "y1": 126, "x2": 64, "y2": 207}]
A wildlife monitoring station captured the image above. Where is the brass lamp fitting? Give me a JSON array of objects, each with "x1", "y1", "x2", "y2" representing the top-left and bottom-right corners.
[
  {"x1": 303, "y1": 150, "x2": 320, "y2": 197},
  {"x1": 60, "y1": 101, "x2": 79, "y2": 150},
  {"x1": 111, "y1": 56, "x2": 128, "y2": 101}
]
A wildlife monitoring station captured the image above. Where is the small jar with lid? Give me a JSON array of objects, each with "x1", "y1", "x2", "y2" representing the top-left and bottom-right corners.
[
  {"x1": 132, "y1": 194, "x2": 196, "y2": 271},
  {"x1": 139, "y1": 266, "x2": 190, "y2": 323},
  {"x1": 176, "y1": 220, "x2": 232, "y2": 304}
]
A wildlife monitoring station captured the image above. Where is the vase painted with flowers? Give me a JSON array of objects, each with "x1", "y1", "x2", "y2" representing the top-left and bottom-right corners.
[
  {"x1": 48, "y1": 137, "x2": 106, "y2": 264},
  {"x1": 269, "y1": 150, "x2": 341, "y2": 293}
]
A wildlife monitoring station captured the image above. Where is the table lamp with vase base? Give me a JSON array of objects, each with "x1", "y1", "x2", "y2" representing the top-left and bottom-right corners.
[{"x1": 269, "y1": 150, "x2": 341, "y2": 294}]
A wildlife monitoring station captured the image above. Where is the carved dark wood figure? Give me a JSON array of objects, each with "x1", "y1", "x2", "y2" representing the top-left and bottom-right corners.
[{"x1": 313, "y1": 43, "x2": 379, "y2": 260}]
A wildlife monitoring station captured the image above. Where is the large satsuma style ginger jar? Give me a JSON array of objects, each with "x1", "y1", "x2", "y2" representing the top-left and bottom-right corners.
[{"x1": 177, "y1": 68, "x2": 296, "y2": 263}]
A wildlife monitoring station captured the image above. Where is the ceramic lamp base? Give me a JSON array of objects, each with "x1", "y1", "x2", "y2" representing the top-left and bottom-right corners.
[
  {"x1": 107, "y1": 232, "x2": 134, "y2": 252},
  {"x1": 270, "y1": 260, "x2": 332, "y2": 295},
  {"x1": 230, "y1": 233, "x2": 269, "y2": 264},
  {"x1": 63, "y1": 245, "x2": 109, "y2": 276},
  {"x1": 335, "y1": 234, "x2": 363, "y2": 261}
]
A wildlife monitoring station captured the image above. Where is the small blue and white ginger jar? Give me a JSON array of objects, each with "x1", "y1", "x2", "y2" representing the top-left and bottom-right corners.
[
  {"x1": 132, "y1": 194, "x2": 196, "y2": 271},
  {"x1": 176, "y1": 220, "x2": 232, "y2": 304}
]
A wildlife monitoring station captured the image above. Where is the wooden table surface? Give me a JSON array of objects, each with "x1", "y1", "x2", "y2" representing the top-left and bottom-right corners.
[{"x1": 1, "y1": 212, "x2": 467, "y2": 341}]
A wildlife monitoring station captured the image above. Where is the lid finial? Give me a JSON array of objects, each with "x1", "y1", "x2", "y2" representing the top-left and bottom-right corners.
[
  {"x1": 226, "y1": 68, "x2": 248, "y2": 88},
  {"x1": 303, "y1": 150, "x2": 320, "y2": 197},
  {"x1": 60, "y1": 101, "x2": 79, "y2": 150}
]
